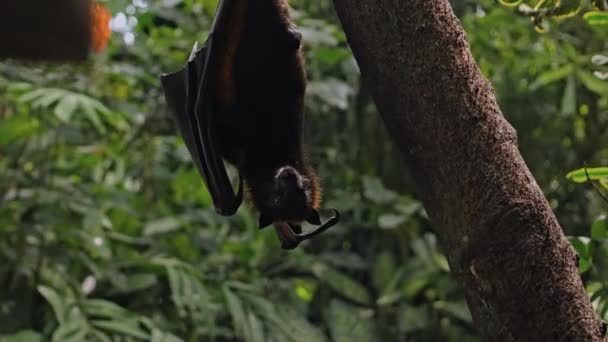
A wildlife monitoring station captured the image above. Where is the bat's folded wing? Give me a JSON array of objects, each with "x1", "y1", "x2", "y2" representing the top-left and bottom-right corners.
[
  {"x1": 161, "y1": 41, "x2": 243, "y2": 216},
  {"x1": 160, "y1": 49, "x2": 204, "y2": 177}
]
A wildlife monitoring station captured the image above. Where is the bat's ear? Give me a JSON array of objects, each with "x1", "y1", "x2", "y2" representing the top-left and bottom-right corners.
[
  {"x1": 306, "y1": 209, "x2": 322, "y2": 225},
  {"x1": 259, "y1": 212, "x2": 273, "y2": 229}
]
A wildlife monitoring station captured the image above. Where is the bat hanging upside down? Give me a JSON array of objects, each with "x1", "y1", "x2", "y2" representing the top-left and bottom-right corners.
[{"x1": 160, "y1": 0, "x2": 340, "y2": 249}]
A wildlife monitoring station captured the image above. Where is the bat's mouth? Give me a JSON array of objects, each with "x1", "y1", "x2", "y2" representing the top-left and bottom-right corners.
[
  {"x1": 270, "y1": 209, "x2": 341, "y2": 250},
  {"x1": 274, "y1": 222, "x2": 300, "y2": 250}
]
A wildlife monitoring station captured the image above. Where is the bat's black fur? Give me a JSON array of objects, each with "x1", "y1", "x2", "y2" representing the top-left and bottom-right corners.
[
  {"x1": 211, "y1": 0, "x2": 321, "y2": 224},
  {"x1": 161, "y1": 0, "x2": 339, "y2": 249}
]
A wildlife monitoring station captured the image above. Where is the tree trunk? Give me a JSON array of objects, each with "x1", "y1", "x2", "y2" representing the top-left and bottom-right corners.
[{"x1": 331, "y1": 0, "x2": 606, "y2": 340}]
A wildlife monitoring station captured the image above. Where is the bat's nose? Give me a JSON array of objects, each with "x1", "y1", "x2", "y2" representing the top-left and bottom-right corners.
[
  {"x1": 275, "y1": 166, "x2": 303, "y2": 190},
  {"x1": 276, "y1": 166, "x2": 298, "y2": 178},
  {"x1": 277, "y1": 167, "x2": 298, "y2": 182}
]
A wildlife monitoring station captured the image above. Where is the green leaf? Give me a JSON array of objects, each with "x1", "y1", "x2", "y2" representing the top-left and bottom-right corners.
[
  {"x1": 404, "y1": 277, "x2": 429, "y2": 299},
  {"x1": 432, "y1": 300, "x2": 472, "y2": 322},
  {"x1": 91, "y1": 319, "x2": 150, "y2": 340},
  {"x1": 362, "y1": 176, "x2": 398, "y2": 204},
  {"x1": 315, "y1": 47, "x2": 351, "y2": 66},
  {"x1": 0, "y1": 330, "x2": 42, "y2": 342},
  {"x1": 311, "y1": 262, "x2": 372, "y2": 305},
  {"x1": 377, "y1": 268, "x2": 406, "y2": 306},
  {"x1": 150, "y1": 329, "x2": 185, "y2": 342},
  {"x1": 561, "y1": 77, "x2": 577, "y2": 115},
  {"x1": 166, "y1": 266, "x2": 200, "y2": 318},
  {"x1": 238, "y1": 296, "x2": 328, "y2": 342},
  {"x1": 51, "y1": 319, "x2": 89, "y2": 342},
  {"x1": 590, "y1": 286, "x2": 606, "y2": 302},
  {"x1": 307, "y1": 78, "x2": 354, "y2": 110},
  {"x1": 433, "y1": 250, "x2": 451, "y2": 272},
  {"x1": 17, "y1": 87, "x2": 114, "y2": 132},
  {"x1": 601, "y1": 300, "x2": 608, "y2": 319},
  {"x1": 498, "y1": 0, "x2": 523, "y2": 6},
  {"x1": 124, "y1": 273, "x2": 158, "y2": 292},
  {"x1": 240, "y1": 295, "x2": 286, "y2": 341},
  {"x1": 80, "y1": 97, "x2": 106, "y2": 133},
  {"x1": 378, "y1": 213, "x2": 406, "y2": 229},
  {"x1": 223, "y1": 286, "x2": 250, "y2": 338},
  {"x1": 399, "y1": 305, "x2": 429, "y2": 333},
  {"x1": 273, "y1": 307, "x2": 327, "y2": 342},
  {"x1": 166, "y1": 266, "x2": 185, "y2": 315},
  {"x1": 19, "y1": 88, "x2": 64, "y2": 108},
  {"x1": 82, "y1": 299, "x2": 131, "y2": 319},
  {"x1": 7, "y1": 82, "x2": 33, "y2": 93},
  {"x1": 171, "y1": 168, "x2": 211, "y2": 205},
  {"x1": 372, "y1": 252, "x2": 396, "y2": 292},
  {"x1": 376, "y1": 292, "x2": 403, "y2": 306},
  {"x1": 569, "y1": 236, "x2": 591, "y2": 260},
  {"x1": 88, "y1": 330, "x2": 112, "y2": 342},
  {"x1": 579, "y1": 257, "x2": 592, "y2": 273},
  {"x1": 143, "y1": 217, "x2": 181, "y2": 236},
  {"x1": 38, "y1": 286, "x2": 67, "y2": 324},
  {"x1": 566, "y1": 167, "x2": 608, "y2": 183},
  {"x1": 578, "y1": 71, "x2": 608, "y2": 95},
  {"x1": 0, "y1": 115, "x2": 40, "y2": 145},
  {"x1": 324, "y1": 300, "x2": 377, "y2": 342},
  {"x1": 203, "y1": 0, "x2": 219, "y2": 15},
  {"x1": 54, "y1": 95, "x2": 79, "y2": 122},
  {"x1": 530, "y1": 65, "x2": 574, "y2": 90},
  {"x1": 591, "y1": 217, "x2": 608, "y2": 240},
  {"x1": 584, "y1": 11, "x2": 608, "y2": 25},
  {"x1": 247, "y1": 312, "x2": 265, "y2": 342}
]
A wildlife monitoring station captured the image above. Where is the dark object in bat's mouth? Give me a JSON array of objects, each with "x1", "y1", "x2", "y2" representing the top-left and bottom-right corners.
[{"x1": 271, "y1": 209, "x2": 341, "y2": 250}]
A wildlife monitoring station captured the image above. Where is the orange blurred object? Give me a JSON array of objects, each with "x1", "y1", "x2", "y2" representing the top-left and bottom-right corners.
[{"x1": 91, "y1": 3, "x2": 111, "y2": 52}]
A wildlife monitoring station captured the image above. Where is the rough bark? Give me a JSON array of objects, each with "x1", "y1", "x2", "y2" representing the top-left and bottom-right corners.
[{"x1": 331, "y1": 0, "x2": 606, "y2": 340}]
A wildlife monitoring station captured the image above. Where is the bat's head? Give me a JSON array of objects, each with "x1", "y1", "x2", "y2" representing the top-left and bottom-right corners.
[
  {"x1": 255, "y1": 165, "x2": 339, "y2": 250},
  {"x1": 255, "y1": 166, "x2": 318, "y2": 241},
  {"x1": 262, "y1": 166, "x2": 319, "y2": 223}
]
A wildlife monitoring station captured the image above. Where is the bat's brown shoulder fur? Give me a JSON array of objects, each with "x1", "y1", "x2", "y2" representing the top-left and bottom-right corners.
[{"x1": 210, "y1": 0, "x2": 322, "y2": 221}]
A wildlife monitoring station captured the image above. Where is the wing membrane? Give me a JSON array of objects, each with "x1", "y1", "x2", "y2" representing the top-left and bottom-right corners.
[{"x1": 160, "y1": 0, "x2": 243, "y2": 216}]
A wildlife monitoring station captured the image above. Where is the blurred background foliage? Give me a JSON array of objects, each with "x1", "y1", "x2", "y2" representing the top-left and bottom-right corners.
[{"x1": 0, "y1": 0, "x2": 607, "y2": 341}]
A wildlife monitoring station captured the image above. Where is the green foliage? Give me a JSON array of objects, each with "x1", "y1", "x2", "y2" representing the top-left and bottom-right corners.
[
  {"x1": 0, "y1": 0, "x2": 606, "y2": 341},
  {"x1": 569, "y1": 215, "x2": 608, "y2": 319},
  {"x1": 584, "y1": 11, "x2": 608, "y2": 25},
  {"x1": 567, "y1": 167, "x2": 608, "y2": 184},
  {"x1": 497, "y1": 0, "x2": 607, "y2": 30},
  {"x1": 567, "y1": 166, "x2": 608, "y2": 318}
]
